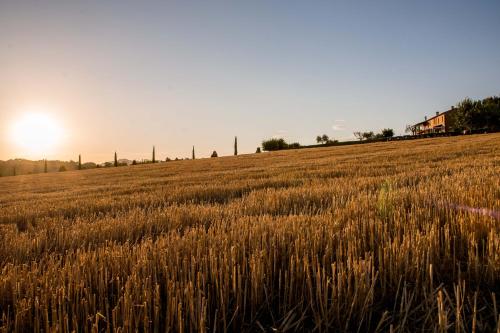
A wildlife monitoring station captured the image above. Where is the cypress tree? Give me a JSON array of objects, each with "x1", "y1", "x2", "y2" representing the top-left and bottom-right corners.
[
  {"x1": 192, "y1": 146, "x2": 195, "y2": 160},
  {"x1": 44, "y1": 159, "x2": 48, "y2": 173},
  {"x1": 78, "y1": 155, "x2": 82, "y2": 170},
  {"x1": 234, "y1": 136, "x2": 238, "y2": 155},
  {"x1": 114, "y1": 152, "x2": 118, "y2": 167},
  {"x1": 152, "y1": 146, "x2": 156, "y2": 163}
]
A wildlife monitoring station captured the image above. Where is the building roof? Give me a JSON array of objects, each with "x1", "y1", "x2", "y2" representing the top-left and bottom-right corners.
[{"x1": 413, "y1": 108, "x2": 455, "y2": 127}]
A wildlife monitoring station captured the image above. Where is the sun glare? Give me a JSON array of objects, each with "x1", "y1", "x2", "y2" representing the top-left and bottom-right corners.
[{"x1": 8, "y1": 112, "x2": 63, "y2": 157}]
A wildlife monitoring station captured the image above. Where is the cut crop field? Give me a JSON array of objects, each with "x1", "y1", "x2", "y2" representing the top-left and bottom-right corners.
[{"x1": 1, "y1": 134, "x2": 500, "y2": 332}]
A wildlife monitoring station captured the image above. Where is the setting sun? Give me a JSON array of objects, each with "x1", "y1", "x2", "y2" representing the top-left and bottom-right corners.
[{"x1": 8, "y1": 112, "x2": 63, "y2": 157}]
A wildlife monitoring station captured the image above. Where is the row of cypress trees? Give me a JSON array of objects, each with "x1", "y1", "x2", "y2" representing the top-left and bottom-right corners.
[
  {"x1": 12, "y1": 137, "x2": 248, "y2": 176},
  {"x1": 109, "y1": 136, "x2": 247, "y2": 167},
  {"x1": 108, "y1": 136, "x2": 238, "y2": 168}
]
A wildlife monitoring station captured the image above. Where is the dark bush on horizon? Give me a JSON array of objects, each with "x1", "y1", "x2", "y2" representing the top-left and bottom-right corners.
[
  {"x1": 262, "y1": 138, "x2": 289, "y2": 151},
  {"x1": 381, "y1": 128, "x2": 394, "y2": 138}
]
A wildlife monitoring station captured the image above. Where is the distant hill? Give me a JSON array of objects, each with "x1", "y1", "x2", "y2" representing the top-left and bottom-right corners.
[
  {"x1": 0, "y1": 157, "x2": 156, "y2": 177},
  {"x1": 0, "y1": 159, "x2": 97, "y2": 177}
]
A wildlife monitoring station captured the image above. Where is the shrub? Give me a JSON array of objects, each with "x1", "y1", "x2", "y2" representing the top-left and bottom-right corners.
[{"x1": 262, "y1": 138, "x2": 288, "y2": 151}]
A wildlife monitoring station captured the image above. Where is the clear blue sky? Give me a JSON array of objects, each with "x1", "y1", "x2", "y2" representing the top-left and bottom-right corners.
[{"x1": 1, "y1": 0, "x2": 500, "y2": 161}]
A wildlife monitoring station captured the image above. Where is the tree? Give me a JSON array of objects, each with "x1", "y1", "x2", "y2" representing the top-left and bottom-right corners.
[
  {"x1": 78, "y1": 155, "x2": 82, "y2": 170},
  {"x1": 453, "y1": 96, "x2": 500, "y2": 132},
  {"x1": 234, "y1": 136, "x2": 238, "y2": 156},
  {"x1": 362, "y1": 131, "x2": 375, "y2": 140},
  {"x1": 262, "y1": 138, "x2": 288, "y2": 151},
  {"x1": 354, "y1": 131, "x2": 376, "y2": 141},
  {"x1": 481, "y1": 95, "x2": 500, "y2": 131},
  {"x1": 44, "y1": 159, "x2": 48, "y2": 173},
  {"x1": 192, "y1": 146, "x2": 195, "y2": 160},
  {"x1": 405, "y1": 124, "x2": 416, "y2": 135},
  {"x1": 256, "y1": 147, "x2": 261, "y2": 153},
  {"x1": 114, "y1": 152, "x2": 118, "y2": 167},
  {"x1": 13, "y1": 166, "x2": 16, "y2": 176},
  {"x1": 152, "y1": 146, "x2": 156, "y2": 163},
  {"x1": 353, "y1": 132, "x2": 363, "y2": 141},
  {"x1": 59, "y1": 165, "x2": 67, "y2": 172},
  {"x1": 316, "y1": 134, "x2": 330, "y2": 144},
  {"x1": 132, "y1": 160, "x2": 137, "y2": 165},
  {"x1": 381, "y1": 128, "x2": 394, "y2": 138},
  {"x1": 211, "y1": 151, "x2": 218, "y2": 158}
]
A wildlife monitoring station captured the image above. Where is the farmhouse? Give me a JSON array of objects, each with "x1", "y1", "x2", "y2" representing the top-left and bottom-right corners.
[{"x1": 410, "y1": 107, "x2": 457, "y2": 135}]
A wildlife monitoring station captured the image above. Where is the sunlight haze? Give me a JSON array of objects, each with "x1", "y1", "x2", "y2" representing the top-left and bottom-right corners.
[{"x1": 7, "y1": 111, "x2": 65, "y2": 158}]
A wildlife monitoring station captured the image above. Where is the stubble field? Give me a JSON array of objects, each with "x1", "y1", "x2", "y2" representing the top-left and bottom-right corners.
[{"x1": 1, "y1": 134, "x2": 499, "y2": 332}]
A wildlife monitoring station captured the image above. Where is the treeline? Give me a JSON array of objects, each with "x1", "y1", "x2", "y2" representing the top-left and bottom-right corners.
[
  {"x1": 353, "y1": 128, "x2": 394, "y2": 141},
  {"x1": 451, "y1": 95, "x2": 500, "y2": 132},
  {"x1": 261, "y1": 129, "x2": 395, "y2": 152}
]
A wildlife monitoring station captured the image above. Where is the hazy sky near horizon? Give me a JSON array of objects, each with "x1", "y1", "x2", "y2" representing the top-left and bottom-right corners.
[{"x1": 1, "y1": 0, "x2": 500, "y2": 161}]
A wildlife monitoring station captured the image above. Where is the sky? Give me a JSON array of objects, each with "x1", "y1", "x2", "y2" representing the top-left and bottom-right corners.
[{"x1": 1, "y1": 0, "x2": 500, "y2": 162}]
